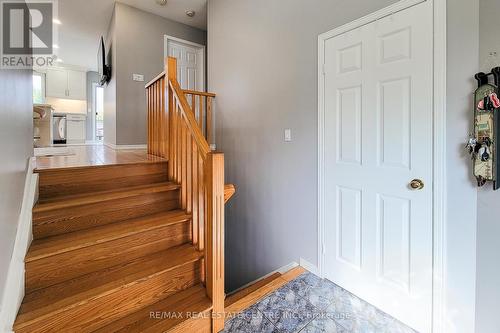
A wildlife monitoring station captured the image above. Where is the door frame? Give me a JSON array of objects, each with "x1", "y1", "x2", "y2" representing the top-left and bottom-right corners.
[
  {"x1": 317, "y1": 0, "x2": 446, "y2": 332},
  {"x1": 91, "y1": 82, "x2": 104, "y2": 143},
  {"x1": 164, "y1": 35, "x2": 206, "y2": 91},
  {"x1": 90, "y1": 82, "x2": 98, "y2": 142}
]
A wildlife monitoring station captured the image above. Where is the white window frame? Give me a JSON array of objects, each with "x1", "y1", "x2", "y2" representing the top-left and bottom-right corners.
[{"x1": 33, "y1": 71, "x2": 46, "y2": 104}]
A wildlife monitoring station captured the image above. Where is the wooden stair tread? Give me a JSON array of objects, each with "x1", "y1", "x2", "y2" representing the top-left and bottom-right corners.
[
  {"x1": 94, "y1": 284, "x2": 212, "y2": 333},
  {"x1": 15, "y1": 244, "x2": 203, "y2": 328},
  {"x1": 34, "y1": 182, "x2": 180, "y2": 212},
  {"x1": 27, "y1": 210, "x2": 191, "y2": 262},
  {"x1": 33, "y1": 155, "x2": 168, "y2": 173}
]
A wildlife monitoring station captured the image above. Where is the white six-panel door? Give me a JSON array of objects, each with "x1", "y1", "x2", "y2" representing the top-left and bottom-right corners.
[
  {"x1": 321, "y1": 1, "x2": 433, "y2": 332},
  {"x1": 166, "y1": 38, "x2": 204, "y2": 91}
]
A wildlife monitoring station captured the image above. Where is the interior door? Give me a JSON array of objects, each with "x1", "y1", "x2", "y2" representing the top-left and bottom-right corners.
[
  {"x1": 167, "y1": 40, "x2": 204, "y2": 91},
  {"x1": 322, "y1": 2, "x2": 433, "y2": 332}
]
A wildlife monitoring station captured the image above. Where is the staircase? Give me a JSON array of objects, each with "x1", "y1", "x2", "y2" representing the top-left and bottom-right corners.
[{"x1": 14, "y1": 57, "x2": 233, "y2": 332}]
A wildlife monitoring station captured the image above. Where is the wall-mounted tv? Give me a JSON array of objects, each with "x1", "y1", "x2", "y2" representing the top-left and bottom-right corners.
[{"x1": 98, "y1": 36, "x2": 111, "y2": 85}]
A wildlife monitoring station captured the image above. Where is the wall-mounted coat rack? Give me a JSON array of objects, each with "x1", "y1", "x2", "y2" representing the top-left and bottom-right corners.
[{"x1": 467, "y1": 67, "x2": 500, "y2": 190}]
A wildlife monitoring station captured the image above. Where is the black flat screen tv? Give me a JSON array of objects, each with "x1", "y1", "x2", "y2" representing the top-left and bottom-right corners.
[{"x1": 98, "y1": 36, "x2": 111, "y2": 85}]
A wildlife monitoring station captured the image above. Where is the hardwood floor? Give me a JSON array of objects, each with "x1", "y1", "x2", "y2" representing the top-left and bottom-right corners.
[{"x1": 34, "y1": 145, "x2": 164, "y2": 171}]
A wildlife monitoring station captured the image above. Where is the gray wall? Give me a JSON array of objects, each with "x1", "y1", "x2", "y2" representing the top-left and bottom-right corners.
[
  {"x1": 104, "y1": 3, "x2": 207, "y2": 146},
  {"x1": 0, "y1": 69, "x2": 33, "y2": 314},
  {"x1": 479, "y1": 0, "x2": 500, "y2": 72},
  {"x1": 209, "y1": 0, "x2": 480, "y2": 332},
  {"x1": 446, "y1": 1, "x2": 479, "y2": 332},
  {"x1": 208, "y1": 0, "x2": 399, "y2": 292},
  {"x1": 86, "y1": 71, "x2": 100, "y2": 141},
  {"x1": 475, "y1": 0, "x2": 500, "y2": 332},
  {"x1": 104, "y1": 9, "x2": 117, "y2": 146}
]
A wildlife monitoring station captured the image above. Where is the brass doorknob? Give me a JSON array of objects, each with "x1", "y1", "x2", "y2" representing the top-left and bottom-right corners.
[{"x1": 410, "y1": 179, "x2": 424, "y2": 190}]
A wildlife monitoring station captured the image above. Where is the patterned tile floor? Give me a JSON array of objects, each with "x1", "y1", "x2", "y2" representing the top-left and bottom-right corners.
[{"x1": 223, "y1": 272, "x2": 417, "y2": 333}]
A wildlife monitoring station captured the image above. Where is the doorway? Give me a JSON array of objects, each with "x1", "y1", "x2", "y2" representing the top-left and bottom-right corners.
[
  {"x1": 164, "y1": 35, "x2": 205, "y2": 91},
  {"x1": 92, "y1": 83, "x2": 104, "y2": 142},
  {"x1": 317, "y1": 1, "x2": 446, "y2": 332}
]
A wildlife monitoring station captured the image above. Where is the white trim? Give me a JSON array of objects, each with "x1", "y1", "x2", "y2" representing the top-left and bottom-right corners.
[
  {"x1": 164, "y1": 35, "x2": 206, "y2": 92},
  {"x1": 104, "y1": 143, "x2": 147, "y2": 150},
  {"x1": 164, "y1": 35, "x2": 205, "y2": 49},
  {"x1": 299, "y1": 258, "x2": 320, "y2": 276},
  {"x1": 431, "y1": 0, "x2": 447, "y2": 332},
  {"x1": 317, "y1": 1, "x2": 446, "y2": 333},
  {"x1": 226, "y1": 262, "x2": 299, "y2": 297},
  {"x1": 91, "y1": 82, "x2": 98, "y2": 142},
  {"x1": 318, "y1": 0, "x2": 426, "y2": 41},
  {"x1": 0, "y1": 159, "x2": 38, "y2": 332}
]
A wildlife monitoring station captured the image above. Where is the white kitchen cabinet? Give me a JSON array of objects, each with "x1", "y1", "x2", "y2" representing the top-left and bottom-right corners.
[
  {"x1": 66, "y1": 114, "x2": 86, "y2": 144},
  {"x1": 67, "y1": 70, "x2": 86, "y2": 99},
  {"x1": 46, "y1": 68, "x2": 68, "y2": 98},
  {"x1": 46, "y1": 68, "x2": 86, "y2": 100}
]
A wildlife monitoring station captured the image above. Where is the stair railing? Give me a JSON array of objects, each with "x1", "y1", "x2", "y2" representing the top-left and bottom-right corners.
[
  {"x1": 145, "y1": 57, "x2": 226, "y2": 332},
  {"x1": 182, "y1": 89, "x2": 216, "y2": 144}
]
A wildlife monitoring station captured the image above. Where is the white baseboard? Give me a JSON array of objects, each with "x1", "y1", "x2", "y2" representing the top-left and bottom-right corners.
[
  {"x1": 227, "y1": 262, "x2": 299, "y2": 297},
  {"x1": 0, "y1": 159, "x2": 38, "y2": 333},
  {"x1": 277, "y1": 262, "x2": 300, "y2": 274},
  {"x1": 104, "y1": 143, "x2": 147, "y2": 150},
  {"x1": 300, "y1": 257, "x2": 320, "y2": 277}
]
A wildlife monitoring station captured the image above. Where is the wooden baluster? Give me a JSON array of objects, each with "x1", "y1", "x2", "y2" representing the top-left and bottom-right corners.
[
  {"x1": 191, "y1": 94, "x2": 196, "y2": 123},
  {"x1": 177, "y1": 101, "x2": 182, "y2": 183},
  {"x1": 153, "y1": 82, "x2": 157, "y2": 155},
  {"x1": 160, "y1": 78, "x2": 165, "y2": 158},
  {"x1": 186, "y1": 132, "x2": 193, "y2": 216},
  {"x1": 173, "y1": 100, "x2": 178, "y2": 181},
  {"x1": 156, "y1": 82, "x2": 160, "y2": 156},
  {"x1": 157, "y1": 81, "x2": 161, "y2": 157},
  {"x1": 181, "y1": 118, "x2": 187, "y2": 209},
  {"x1": 205, "y1": 152, "x2": 225, "y2": 332},
  {"x1": 198, "y1": 152, "x2": 205, "y2": 251},
  {"x1": 192, "y1": 140, "x2": 199, "y2": 247},
  {"x1": 151, "y1": 84, "x2": 155, "y2": 155},
  {"x1": 147, "y1": 87, "x2": 149, "y2": 154},
  {"x1": 207, "y1": 97, "x2": 212, "y2": 144},
  {"x1": 154, "y1": 82, "x2": 157, "y2": 156},
  {"x1": 175, "y1": 99, "x2": 179, "y2": 182},
  {"x1": 154, "y1": 81, "x2": 161, "y2": 156},
  {"x1": 199, "y1": 95, "x2": 204, "y2": 136},
  {"x1": 167, "y1": 84, "x2": 173, "y2": 178}
]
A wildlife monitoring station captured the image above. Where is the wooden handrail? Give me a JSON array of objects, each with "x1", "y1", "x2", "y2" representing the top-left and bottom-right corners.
[
  {"x1": 224, "y1": 184, "x2": 236, "y2": 203},
  {"x1": 182, "y1": 89, "x2": 215, "y2": 144},
  {"x1": 146, "y1": 57, "x2": 228, "y2": 332},
  {"x1": 182, "y1": 89, "x2": 216, "y2": 98},
  {"x1": 145, "y1": 70, "x2": 166, "y2": 88},
  {"x1": 169, "y1": 80, "x2": 211, "y2": 158}
]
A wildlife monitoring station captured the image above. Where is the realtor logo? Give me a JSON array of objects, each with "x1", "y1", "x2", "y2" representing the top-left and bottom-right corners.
[
  {"x1": 3, "y1": 1, "x2": 52, "y2": 54},
  {"x1": 1, "y1": 0, "x2": 57, "y2": 68}
]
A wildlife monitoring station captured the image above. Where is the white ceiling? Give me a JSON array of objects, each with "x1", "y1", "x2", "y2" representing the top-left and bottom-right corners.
[
  {"x1": 118, "y1": 0, "x2": 207, "y2": 30},
  {"x1": 55, "y1": 0, "x2": 207, "y2": 71}
]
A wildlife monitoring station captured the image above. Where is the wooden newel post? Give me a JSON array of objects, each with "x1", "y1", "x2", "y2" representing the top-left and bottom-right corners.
[{"x1": 204, "y1": 152, "x2": 225, "y2": 332}]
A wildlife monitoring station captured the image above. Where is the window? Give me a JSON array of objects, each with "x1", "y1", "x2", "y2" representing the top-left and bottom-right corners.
[{"x1": 33, "y1": 72, "x2": 45, "y2": 104}]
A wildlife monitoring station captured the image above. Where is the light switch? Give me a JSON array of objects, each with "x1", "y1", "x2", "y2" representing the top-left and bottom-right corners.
[
  {"x1": 284, "y1": 129, "x2": 292, "y2": 142},
  {"x1": 132, "y1": 74, "x2": 144, "y2": 82}
]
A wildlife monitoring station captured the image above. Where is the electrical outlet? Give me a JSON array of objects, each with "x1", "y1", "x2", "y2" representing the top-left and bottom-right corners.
[
  {"x1": 132, "y1": 74, "x2": 144, "y2": 82},
  {"x1": 284, "y1": 129, "x2": 292, "y2": 142}
]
